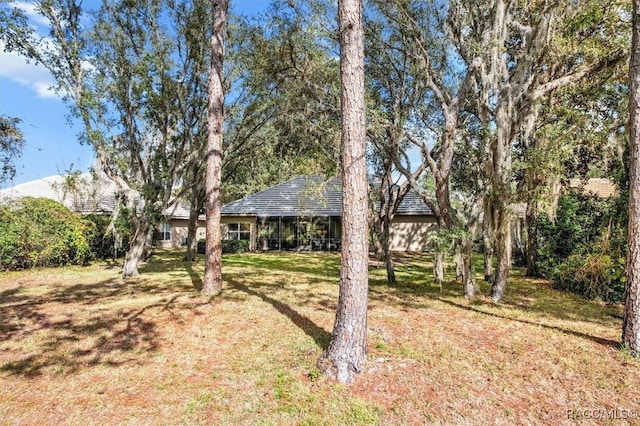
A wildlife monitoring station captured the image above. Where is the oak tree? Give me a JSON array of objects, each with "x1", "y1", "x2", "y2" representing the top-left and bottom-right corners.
[{"x1": 0, "y1": 0, "x2": 216, "y2": 278}]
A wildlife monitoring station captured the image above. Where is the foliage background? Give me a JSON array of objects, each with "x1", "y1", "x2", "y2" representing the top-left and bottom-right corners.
[{"x1": 536, "y1": 190, "x2": 628, "y2": 302}]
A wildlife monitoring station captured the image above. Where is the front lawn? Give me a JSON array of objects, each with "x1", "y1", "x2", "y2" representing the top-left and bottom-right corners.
[{"x1": 1, "y1": 251, "x2": 638, "y2": 424}]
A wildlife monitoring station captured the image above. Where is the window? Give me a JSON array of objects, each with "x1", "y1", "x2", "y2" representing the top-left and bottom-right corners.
[
  {"x1": 159, "y1": 222, "x2": 171, "y2": 241},
  {"x1": 225, "y1": 222, "x2": 251, "y2": 240}
]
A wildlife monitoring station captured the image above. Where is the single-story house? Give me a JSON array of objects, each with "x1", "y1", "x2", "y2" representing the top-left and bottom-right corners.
[
  {"x1": 220, "y1": 175, "x2": 436, "y2": 252},
  {"x1": 1, "y1": 174, "x2": 437, "y2": 252}
]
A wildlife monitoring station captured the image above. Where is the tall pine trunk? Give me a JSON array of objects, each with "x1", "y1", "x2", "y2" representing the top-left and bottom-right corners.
[
  {"x1": 318, "y1": 0, "x2": 368, "y2": 384},
  {"x1": 202, "y1": 0, "x2": 228, "y2": 297},
  {"x1": 122, "y1": 221, "x2": 152, "y2": 278},
  {"x1": 623, "y1": 0, "x2": 640, "y2": 356}
]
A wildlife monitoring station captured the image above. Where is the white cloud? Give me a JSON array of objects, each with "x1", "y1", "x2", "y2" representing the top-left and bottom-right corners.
[
  {"x1": 0, "y1": 41, "x2": 58, "y2": 98},
  {"x1": 0, "y1": 2, "x2": 60, "y2": 98},
  {"x1": 13, "y1": 1, "x2": 51, "y2": 27}
]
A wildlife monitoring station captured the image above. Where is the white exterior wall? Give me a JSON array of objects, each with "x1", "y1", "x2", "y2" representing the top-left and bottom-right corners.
[
  {"x1": 157, "y1": 216, "x2": 257, "y2": 251},
  {"x1": 389, "y1": 215, "x2": 436, "y2": 252},
  {"x1": 220, "y1": 216, "x2": 258, "y2": 251}
]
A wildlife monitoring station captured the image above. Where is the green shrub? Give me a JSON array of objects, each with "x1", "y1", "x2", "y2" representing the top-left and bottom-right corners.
[
  {"x1": 196, "y1": 239, "x2": 250, "y2": 254},
  {"x1": 84, "y1": 214, "x2": 130, "y2": 259},
  {"x1": 0, "y1": 206, "x2": 21, "y2": 270},
  {"x1": 536, "y1": 191, "x2": 627, "y2": 302},
  {"x1": 553, "y1": 253, "x2": 626, "y2": 303},
  {"x1": 536, "y1": 192, "x2": 606, "y2": 276},
  {"x1": 0, "y1": 197, "x2": 94, "y2": 270},
  {"x1": 223, "y1": 239, "x2": 249, "y2": 253},
  {"x1": 197, "y1": 239, "x2": 205, "y2": 254}
]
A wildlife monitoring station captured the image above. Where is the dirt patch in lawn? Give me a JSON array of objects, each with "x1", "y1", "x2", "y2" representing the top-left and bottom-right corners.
[{"x1": 1, "y1": 251, "x2": 638, "y2": 425}]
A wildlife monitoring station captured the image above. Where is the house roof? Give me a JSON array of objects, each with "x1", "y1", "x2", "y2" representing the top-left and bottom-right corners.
[
  {"x1": 394, "y1": 190, "x2": 433, "y2": 215},
  {"x1": 0, "y1": 174, "x2": 117, "y2": 214},
  {"x1": 221, "y1": 175, "x2": 432, "y2": 217},
  {"x1": 0, "y1": 174, "x2": 193, "y2": 220}
]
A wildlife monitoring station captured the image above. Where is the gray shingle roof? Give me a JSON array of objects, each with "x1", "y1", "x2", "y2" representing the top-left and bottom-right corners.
[
  {"x1": 394, "y1": 190, "x2": 432, "y2": 215},
  {"x1": 221, "y1": 175, "x2": 432, "y2": 217},
  {"x1": 222, "y1": 176, "x2": 342, "y2": 217}
]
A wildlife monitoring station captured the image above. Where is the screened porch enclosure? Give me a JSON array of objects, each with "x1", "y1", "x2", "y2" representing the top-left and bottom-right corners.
[
  {"x1": 221, "y1": 176, "x2": 435, "y2": 252},
  {"x1": 257, "y1": 216, "x2": 342, "y2": 251}
]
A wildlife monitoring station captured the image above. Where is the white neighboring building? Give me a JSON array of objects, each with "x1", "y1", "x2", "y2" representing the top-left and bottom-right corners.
[
  {"x1": 0, "y1": 174, "x2": 199, "y2": 249},
  {"x1": 0, "y1": 174, "x2": 116, "y2": 214}
]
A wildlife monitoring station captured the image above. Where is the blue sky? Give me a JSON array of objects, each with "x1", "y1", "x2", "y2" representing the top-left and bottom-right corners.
[{"x1": 0, "y1": 0, "x2": 272, "y2": 188}]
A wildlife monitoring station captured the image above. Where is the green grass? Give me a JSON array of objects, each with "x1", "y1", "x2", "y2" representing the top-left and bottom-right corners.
[{"x1": 0, "y1": 249, "x2": 637, "y2": 425}]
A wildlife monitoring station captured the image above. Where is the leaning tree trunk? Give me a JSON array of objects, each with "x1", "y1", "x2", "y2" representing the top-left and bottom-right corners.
[
  {"x1": 434, "y1": 250, "x2": 444, "y2": 290},
  {"x1": 185, "y1": 187, "x2": 203, "y2": 262},
  {"x1": 122, "y1": 221, "x2": 152, "y2": 278},
  {"x1": 184, "y1": 202, "x2": 200, "y2": 262},
  {"x1": 318, "y1": 0, "x2": 368, "y2": 384},
  {"x1": 623, "y1": 0, "x2": 640, "y2": 357},
  {"x1": 142, "y1": 228, "x2": 153, "y2": 261},
  {"x1": 525, "y1": 200, "x2": 539, "y2": 277},
  {"x1": 382, "y1": 220, "x2": 396, "y2": 285},
  {"x1": 435, "y1": 175, "x2": 456, "y2": 229},
  {"x1": 374, "y1": 202, "x2": 397, "y2": 285},
  {"x1": 202, "y1": 0, "x2": 228, "y2": 297},
  {"x1": 371, "y1": 230, "x2": 383, "y2": 261},
  {"x1": 454, "y1": 245, "x2": 463, "y2": 282},
  {"x1": 483, "y1": 196, "x2": 494, "y2": 283},
  {"x1": 431, "y1": 175, "x2": 463, "y2": 287},
  {"x1": 461, "y1": 236, "x2": 478, "y2": 299}
]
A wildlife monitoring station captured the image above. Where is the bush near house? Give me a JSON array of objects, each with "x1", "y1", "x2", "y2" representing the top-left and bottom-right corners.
[
  {"x1": 0, "y1": 197, "x2": 94, "y2": 270},
  {"x1": 196, "y1": 238, "x2": 250, "y2": 254},
  {"x1": 536, "y1": 191, "x2": 627, "y2": 303},
  {"x1": 84, "y1": 214, "x2": 131, "y2": 260}
]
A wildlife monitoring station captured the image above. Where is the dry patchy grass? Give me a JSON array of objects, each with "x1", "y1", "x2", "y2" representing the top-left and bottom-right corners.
[{"x1": 1, "y1": 250, "x2": 638, "y2": 425}]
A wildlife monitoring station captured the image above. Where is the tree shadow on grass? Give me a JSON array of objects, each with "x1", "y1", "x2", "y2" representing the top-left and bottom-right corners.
[
  {"x1": 1, "y1": 308, "x2": 159, "y2": 377},
  {"x1": 438, "y1": 298, "x2": 620, "y2": 349},
  {"x1": 0, "y1": 279, "x2": 192, "y2": 378},
  {"x1": 184, "y1": 260, "x2": 203, "y2": 292},
  {"x1": 227, "y1": 278, "x2": 331, "y2": 349}
]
